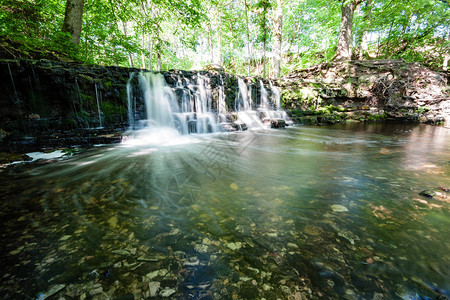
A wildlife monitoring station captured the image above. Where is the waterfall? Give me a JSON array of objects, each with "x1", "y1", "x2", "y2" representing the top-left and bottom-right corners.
[
  {"x1": 126, "y1": 72, "x2": 221, "y2": 138},
  {"x1": 94, "y1": 82, "x2": 103, "y2": 128},
  {"x1": 269, "y1": 81, "x2": 281, "y2": 110},
  {"x1": 235, "y1": 78, "x2": 263, "y2": 128},
  {"x1": 139, "y1": 72, "x2": 178, "y2": 129},
  {"x1": 125, "y1": 71, "x2": 293, "y2": 141},
  {"x1": 218, "y1": 75, "x2": 227, "y2": 122},
  {"x1": 126, "y1": 73, "x2": 135, "y2": 130},
  {"x1": 177, "y1": 76, "x2": 192, "y2": 113},
  {"x1": 236, "y1": 78, "x2": 251, "y2": 111},
  {"x1": 7, "y1": 63, "x2": 20, "y2": 112},
  {"x1": 260, "y1": 80, "x2": 270, "y2": 110},
  {"x1": 193, "y1": 74, "x2": 219, "y2": 134}
]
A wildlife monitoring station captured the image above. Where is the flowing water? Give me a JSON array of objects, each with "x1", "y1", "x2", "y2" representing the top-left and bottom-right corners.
[{"x1": 1, "y1": 123, "x2": 449, "y2": 299}]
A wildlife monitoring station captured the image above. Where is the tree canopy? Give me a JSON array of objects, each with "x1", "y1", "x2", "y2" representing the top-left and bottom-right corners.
[{"x1": 1, "y1": 0, "x2": 449, "y2": 76}]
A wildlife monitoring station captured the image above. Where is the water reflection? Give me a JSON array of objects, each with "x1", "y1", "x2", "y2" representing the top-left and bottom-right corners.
[{"x1": 0, "y1": 123, "x2": 449, "y2": 299}]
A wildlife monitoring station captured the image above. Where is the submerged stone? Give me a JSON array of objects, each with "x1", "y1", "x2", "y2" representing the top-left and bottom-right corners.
[
  {"x1": 107, "y1": 215, "x2": 119, "y2": 228},
  {"x1": 419, "y1": 190, "x2": 435, "y2": 198},
  {"x1": 59, "y1": 235, "x2": 72, "y2": 241},
  {"x1": 287, "y1": 242, "x2": 299, "y2": 249},
  {"x1": 194, "y1": 244, "x2": 209, "y2": 253},
  {"x1": 146, "y1": 269, "x2": 168, "y2": 280},
  {"x1": 331, "y1": 205, "x2": 348, "y2": 212},
  {"x1": 148, "y1": 281, "x2": 161, "y2": 297},
  {"x1": 230, "y1": 183, "x2": 239, "y2": 190},
  {"x1": 227, "y1": 242, "x2": 242, "y2": 250},
  {"x1": 36, "y1": 284, "x2": 65, "y2": 300},
  {"x1": 160, "y1": 287, "x2": 176, "y2": 297}
]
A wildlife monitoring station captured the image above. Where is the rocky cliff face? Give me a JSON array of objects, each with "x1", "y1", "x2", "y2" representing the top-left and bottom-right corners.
[
  {"x1": 0, "y1": 59, "x2": 448, "y2": 156},
  {"x1": 278, "y1": 60, "x2": 450, "y2": 125}
]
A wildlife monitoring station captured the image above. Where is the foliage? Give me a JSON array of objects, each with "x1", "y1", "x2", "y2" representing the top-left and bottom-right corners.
[{"x1": 0, "y1": 0, "x2": 448, "y2": 74}]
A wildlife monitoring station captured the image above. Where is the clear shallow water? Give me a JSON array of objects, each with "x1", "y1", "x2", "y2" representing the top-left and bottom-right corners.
[{"x1": 1, "y1": 123, "x2": 449, "y2": 299}]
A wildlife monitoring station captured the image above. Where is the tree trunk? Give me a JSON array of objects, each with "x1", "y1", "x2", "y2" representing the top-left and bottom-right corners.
[
  {"x1": 356, "y1": 0, "x2": 372, "y2": 59},
  {"x1": 444, "y1": 29, "x2": 450, "y2": 71},
  {"x1": 262, "y1": 2, "x2": 268, "y2": 78},
  {"x1": 217, "y1": 12, "x2": 223, "y2": 65},
  {"x1": 157, "y1": 51, "x2": 161, "y2": 71},
  {"x1": 141, "y1": 35, "x2": 146, "y2": 69},
  {"x1": 444, "y1": 53, "x2": 449, "y2": 71},
  {"x1": 273, "y1": 0, "x2": 283, "y2": 77},
  {"x1": 263, "y1": 41, "x2": 266, "y2": 78},
  {"x1": 61, "y1": 0, "x2": 85, "y2": 44},
  {"x1": 335, "y1": 1, "x2": 356, "y2": 61},
  {"x1": 244, "y1": 0, "x2": 251, "y2": 76},
  {"x1": 208, "y1": 24, "x2": 214, "y2": 64},
  {"x1": 217, "y1": 29, "x2": 222, "y2": 65},
  {"x1": 148, "y1": 37, "x2": 153, "y2": 71},
  {"x1": 121, "y1": 21, "x2": 134, "y2": 67}
]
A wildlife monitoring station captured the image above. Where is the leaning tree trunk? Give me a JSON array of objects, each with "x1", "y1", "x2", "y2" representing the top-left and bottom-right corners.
[
  {"x1": 61, "y1": 0, "x2": 85, "y2": 44},
  {"x1": 244, "y1": 0, "x2": 252, "y2": 76},
  {"x1": 356, "y1": 0, "x2": 372, "y2": 59},
  {"x1": 334, "y1": 1, "x2": 356, "y2": 61},
  {"x1": 444, "y1": 29, "x2": 450, "y2": 71},
  {"x1": 273, "y1": 0, "x2": 283, "y2": 77}
]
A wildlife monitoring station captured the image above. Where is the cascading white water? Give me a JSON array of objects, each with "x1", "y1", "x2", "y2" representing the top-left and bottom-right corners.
[
  {"x1": 125, "y1": 71, "x2": 293, "y2": 141},
  {"x1": 259, "y1": 80, "x2": 270, "y2": 110},
  {"x1": 123, "y1": 72, "x2": 186, "y2": 145},
  {"x1": 268, "y1": 81, "x2": 293, "y2": 125},
  {"x1": 236, "y1": 78, "x2": 252, "y2": 111},
  {"x1": 235, "y1": 78, "x2": 263, "y2": 128},
  {"x1": 194, "y1": 74, "x2": 219, "y2": 134},
  {"x1": 94, "y1": 83, "x2": 103, "y2": 128},
  {"x1": 269, "y1": 81, "x2": 281, "y2": 110},
  {"x1": 218, "y1": 75, "x2": 227, "y2": 118},
  {"x1": 126, "y1": 73, "x2": 135, "y2": 130},
  {"x1": 138, "y1": 72, "x2": 178, "y2": 128},
  {"x1": 126, "y1": 72, "x2": 221, "y2": 138}
]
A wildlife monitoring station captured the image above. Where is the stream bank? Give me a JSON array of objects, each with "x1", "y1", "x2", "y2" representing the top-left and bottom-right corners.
[{"x1": 278, "y1": 59, "x2": 449, "y2": 126}]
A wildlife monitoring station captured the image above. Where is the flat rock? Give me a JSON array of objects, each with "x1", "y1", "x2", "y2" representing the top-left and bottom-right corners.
[
  {"x1": 331, "y1": 205, "x2": 348, "y2": 212},
  {"x1": 160, "y1": 287, "x2": 176, "y2": 297},
  {"x1": 148, "y1": 281, "x2": 160, "y2": 297}
]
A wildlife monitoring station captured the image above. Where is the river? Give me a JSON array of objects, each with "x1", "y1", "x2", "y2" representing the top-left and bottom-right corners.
[{"x1": 1, "y1": 123, "x2": 449, "y2": 299}]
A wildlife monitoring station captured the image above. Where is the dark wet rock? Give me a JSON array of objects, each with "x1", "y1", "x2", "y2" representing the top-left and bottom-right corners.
[
  {"x1": 271, "y1": 119, "x2": 286, "y2": 128},
  {"x1": 419, "y1": 190, "x2": 435, "y2": 198},
  {"x1": 159, "y1": 287, "x2": 176, "y2": 297},
  {"x1": 440, "y1": 186, "x2": 449, "y2": 192},
  {"x1": 36, "y1": 284, "x2": 66, "y2": 300},
  {"x1": 0, "y1": 152, "x2": 25, "y2": 164}
]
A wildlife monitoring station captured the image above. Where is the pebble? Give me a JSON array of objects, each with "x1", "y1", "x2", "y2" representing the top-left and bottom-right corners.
[
  {"x1": 281, "y1": 285, "x2": 291, "y2": 294},
  {"x1": 184, "y1": 257, "x2": 200, "y2": 266},
  {"x1": 146, "y1": 269, "x2": 168, "y2": 280},
  {"x1": 230, "y1": 183, "x2": 239, "y2": 190},
  {"x1": 107, "y1": 216, "x2": 119, "y2": 228},
  {"x1": 194, "y1": 244, "x2": 209, "y2": 253},
  {"x1": 331, "y1": 205, "x2": 348, "y2": 212},
  {"x1": 148, "y1": 281, "x2": 160, "y2": 297},
  {"x1": 112, "y1": 249, "x2": 130, "y2": 256},
  {"x1": 160, "y1": 288, "x2": 176, "y2": 297},
  {"x1": 287, "y1": 242, "x2": 299, "y2": 249},
  {"x1": 89, "y1": 286, "x2": 103, "y2": 296},
  {"x1": 227, "y1": 242, "x2": 242, "y2": 250},
  {"x1": 59, "y1": 235, "x2": 72, "y2": 241},
  {"x1": 37, "y1": 284, "x2": 66, "y2": 300}
]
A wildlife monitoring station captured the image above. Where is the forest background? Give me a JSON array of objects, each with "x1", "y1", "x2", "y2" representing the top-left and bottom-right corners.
[{"x1": 1, "y1": 0, "x2": 449, "y2": 77}]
